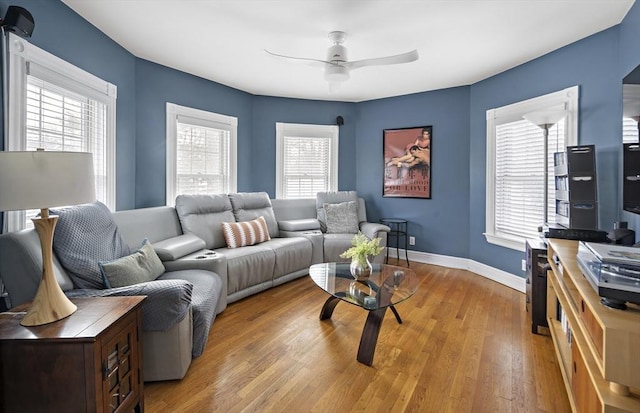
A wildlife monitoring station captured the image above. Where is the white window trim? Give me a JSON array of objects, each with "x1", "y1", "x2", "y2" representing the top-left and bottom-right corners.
[
  {"x1": 485, "y1": 85, "x2": 579, "y2": 251},
  {"x1": 166, "y1": 102, "x2": 237, "y2": 205},
  {"x1": 5, "y1": 32, "x2": 116, "y2": 232},
  {"x1": 275, "y1": 122, "x2": 339, "y2": 199}
]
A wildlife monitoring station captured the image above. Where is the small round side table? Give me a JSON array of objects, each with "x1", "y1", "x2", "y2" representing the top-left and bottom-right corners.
[{"x1": 379, "y1": 218, "x2": 409, "y2": 267}]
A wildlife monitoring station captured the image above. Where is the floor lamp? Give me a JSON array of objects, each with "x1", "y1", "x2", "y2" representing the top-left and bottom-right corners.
[
  {"x1": 522, "y1": 110, "x2": 569, "y2": 223},
  {"x1": 0, "y1": 150, "x2": 96, "y2": 326}
]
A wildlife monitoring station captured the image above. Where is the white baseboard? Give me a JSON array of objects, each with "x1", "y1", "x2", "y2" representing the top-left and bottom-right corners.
[{"x1": 400, "y1": 249, "x2": 526, "y2": 293}]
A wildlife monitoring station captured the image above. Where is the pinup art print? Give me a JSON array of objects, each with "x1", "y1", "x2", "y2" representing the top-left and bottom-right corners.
[{"x1": 383, "y1": 125, "x2": 431, "y2": 198}]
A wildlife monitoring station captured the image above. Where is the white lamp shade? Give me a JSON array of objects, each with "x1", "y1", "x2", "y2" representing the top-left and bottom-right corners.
[
  {"x1": 523, "y1": 110, "x2": 569, "y2": 128},
  {"x1": 0, "y1": 151, "x2": 96, "y2": 211}
]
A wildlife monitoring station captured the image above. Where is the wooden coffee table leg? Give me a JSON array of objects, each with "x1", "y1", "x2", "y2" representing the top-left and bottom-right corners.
[
  {"x1": 357, "y1": 307, "x2": 387, "y2": 366},
  {"x1": 319, "y1": 296, "x2": 341, "y2": 320}
]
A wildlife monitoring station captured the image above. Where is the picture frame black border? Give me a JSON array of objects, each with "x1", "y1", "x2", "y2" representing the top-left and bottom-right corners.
[{"x1": 382, "y1": 125, "x2": 432, "y2": 199}]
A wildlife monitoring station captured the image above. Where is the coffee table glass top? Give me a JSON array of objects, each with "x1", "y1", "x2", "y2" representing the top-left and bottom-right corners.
[{"x1": 309, "y1": 263, "x2": 418, "y2": 311}]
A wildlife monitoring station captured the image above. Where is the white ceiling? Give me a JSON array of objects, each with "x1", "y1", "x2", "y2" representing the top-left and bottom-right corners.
[{"x1": 61, "y1": 0, "x2": 635, "y2": 103}]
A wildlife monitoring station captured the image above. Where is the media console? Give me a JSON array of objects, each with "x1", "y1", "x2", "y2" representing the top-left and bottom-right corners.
[{"x1": 546, "y1": 239, "x2": 640, "y2": 412}]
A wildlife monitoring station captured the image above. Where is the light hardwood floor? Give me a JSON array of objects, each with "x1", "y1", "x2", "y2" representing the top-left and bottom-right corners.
[{"x1": 144, "y1": 261, "x2": 571, "y2": 413}]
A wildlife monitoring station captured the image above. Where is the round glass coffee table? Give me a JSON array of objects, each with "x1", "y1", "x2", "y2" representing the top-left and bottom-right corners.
[{"x1": 308, "y1": 262, "x2": 418, "y2": 366}]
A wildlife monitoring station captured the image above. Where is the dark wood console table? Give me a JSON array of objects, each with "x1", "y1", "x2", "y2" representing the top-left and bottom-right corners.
[{"x1": 0, "y1": 296, "x2": 145, "y2": 413}]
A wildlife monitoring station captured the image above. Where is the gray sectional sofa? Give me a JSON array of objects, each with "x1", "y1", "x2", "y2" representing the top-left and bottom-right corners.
[{"x1": 0, "y1": 191, "x2": 388, "y2": 381}]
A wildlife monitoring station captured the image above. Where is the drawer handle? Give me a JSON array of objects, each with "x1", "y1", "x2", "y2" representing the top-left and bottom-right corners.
[
  {"x1": 581, "y1": 300, "x2": 585, "y2": 313},
  {"x1": 573, "y1": 361, "x2": 577, "y2": 374}
]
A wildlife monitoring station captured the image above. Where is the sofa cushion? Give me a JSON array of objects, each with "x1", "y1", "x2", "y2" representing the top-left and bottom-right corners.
[
  {"x1": 264, "y1": 238, "x2": 313, "y2": 278},
  {"x1": 216, "y1": 244, "x2": 276, "y2": 295},
  {"x1": 221, "y1": 216, "x2": 271, "y2": 248},
  {"x1": 175, "y1": 194, "x2": 235, "y2": 250},
  {"x1": 316, "y1": 191, "x2": 359, "y2": 232},
  {"x1": 100, "y1": 239, "x2": 165, "y2": 288},
  {"x1": 51, "y1": 201, "x2": 131, "y2": 289},
  {"x1": 324, "y1": 201, "x2": 359, "y2": 234},
  {"x1": 228, "y1": 192, "x2": 279, "y2": 238}
]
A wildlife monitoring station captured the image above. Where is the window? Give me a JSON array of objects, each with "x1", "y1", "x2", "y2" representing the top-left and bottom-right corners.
[
  {"x1": 5, "y1": 33, "x2": 116, "y2": 232},
  {"x1": 275, "y1": 122, "x2": 339, "y2": 199},
  {"x1": 166, "y1": 103, "x2": 237, "y2": 204},
  {"x1": 486, "y1": 86, "x2": 579, "y2": 251},
  {"x1": 623, "y1": 84, "x2": 640, "y2": 143}
]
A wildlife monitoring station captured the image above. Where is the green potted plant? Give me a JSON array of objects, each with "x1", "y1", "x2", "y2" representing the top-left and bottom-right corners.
[{"x1": 340, "y1": 232, "x2": 384, "y2": 280}]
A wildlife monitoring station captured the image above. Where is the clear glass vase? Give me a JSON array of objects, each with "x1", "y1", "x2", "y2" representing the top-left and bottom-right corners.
[{"x1": 350, "y1": 255, "x2": 373, "y2": 280}]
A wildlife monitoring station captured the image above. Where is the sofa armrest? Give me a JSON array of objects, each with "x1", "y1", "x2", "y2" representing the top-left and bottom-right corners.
[
  {"x1": 278, "y1": 218, "x2": 321, "y2": 232},
  {"x1": 65, "y1": 279, "x2": 193, "y2": 332},
  {"x1": 153, "y1": 234, "x2": 206, "y2": 261},
  {"x1": 162, "y1": 250, "x2": 228, "y2": 314},
  {"x1": 359, "y1": 222, "x2": 390, "y2": 241}
]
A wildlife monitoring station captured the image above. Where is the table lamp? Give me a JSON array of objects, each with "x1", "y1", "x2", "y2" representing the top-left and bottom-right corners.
[
  {"x1": 0, "y1": 150, "x2": 96, "y2": 326},
  {"x1": 523, "y1": 109, "x2": 569, "y2": 223}
]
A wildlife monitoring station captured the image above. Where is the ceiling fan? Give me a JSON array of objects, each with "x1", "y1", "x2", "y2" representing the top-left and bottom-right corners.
[{"x1": 265, "y1": 31, "x2": 419, "y2": 88}]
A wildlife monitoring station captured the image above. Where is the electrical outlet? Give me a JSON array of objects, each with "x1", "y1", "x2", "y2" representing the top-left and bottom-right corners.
[
  {"x1": 521, "y1": 259, "x2": 527, "y2": 272},
  {"x1": 409, "y1": 236, "x2": 415, "y2": 245}
]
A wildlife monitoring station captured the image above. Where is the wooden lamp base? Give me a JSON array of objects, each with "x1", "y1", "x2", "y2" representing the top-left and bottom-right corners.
[{"x1": 20, "y1": 209, "x2": 77, "y2": 327}]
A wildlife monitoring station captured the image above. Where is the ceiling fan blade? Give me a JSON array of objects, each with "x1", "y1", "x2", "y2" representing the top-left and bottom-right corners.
[
  {"x1": 345, "y1": 49, "x2": 419, "y2": 71},
  {"x1": 264, "y1": 49, "x2": 338, "y2": 68}
]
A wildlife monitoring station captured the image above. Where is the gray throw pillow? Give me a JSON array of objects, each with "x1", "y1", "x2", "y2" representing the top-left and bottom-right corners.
[
  {"x1": 324, "y1": 201, "x2": 359, "y2": 234},
  {"x1": 51, "y1": 201, "x2": 131, "y2": 289},
  {"x1": 99, "y1": 239, "x2": 165, "y2": 288},
  {"x1": 316, "y1": 191, "x2": 358, "y2": 232}
]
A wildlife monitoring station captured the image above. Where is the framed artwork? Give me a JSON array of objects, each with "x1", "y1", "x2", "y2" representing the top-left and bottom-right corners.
[{"x1": 383, "y1": 125, "x2": 431, "y2": 198}]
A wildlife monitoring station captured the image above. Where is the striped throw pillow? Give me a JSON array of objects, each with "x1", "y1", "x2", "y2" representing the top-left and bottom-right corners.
[{"x1": 221, "y1": 216, "x2": 271, "y2": 248}]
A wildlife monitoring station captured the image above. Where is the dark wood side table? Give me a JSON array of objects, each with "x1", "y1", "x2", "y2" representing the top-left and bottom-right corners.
[{"x1": 0, "y1": 296, "x2": 145, "y2": 413}]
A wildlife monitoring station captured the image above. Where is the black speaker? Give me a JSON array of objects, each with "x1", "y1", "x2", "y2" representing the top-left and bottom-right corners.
[
  {"x1": 3, "y1": 6, "x2": 34, "y2": 38},
  {"x1": 336, "y1": 116, "x2": 344, "y2": 126}
]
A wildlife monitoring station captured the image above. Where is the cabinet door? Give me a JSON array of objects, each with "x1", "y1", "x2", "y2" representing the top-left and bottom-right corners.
[
  {"x1": 572, "y1": 341, "x2": 601, "y2": 413},
  {"x1": 102, "y1": 319, "x2": 140, "y2": 413}
]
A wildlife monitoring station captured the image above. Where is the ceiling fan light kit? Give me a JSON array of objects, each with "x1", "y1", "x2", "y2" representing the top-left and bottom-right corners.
[{"x1": 266, "y1": 30, "x2": 418, "y2": 87}]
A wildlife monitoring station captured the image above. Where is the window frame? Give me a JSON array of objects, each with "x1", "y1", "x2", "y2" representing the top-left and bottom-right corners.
[
  {"x1": 275, "y1": 122, "x2": 339, "y2": 199},
  {"x1": 165, "y1": 102, "x2": 237, "y2": 205},
  {"x1": 485, "y1": 86, "x2": 579, "y2": 251},
  {"x1": 5, "y1": 32, "x2": 117, "y2": 232}
]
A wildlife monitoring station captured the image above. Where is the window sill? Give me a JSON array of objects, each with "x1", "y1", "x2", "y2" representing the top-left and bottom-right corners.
[{"x1": 484, "y1": 233, "x2": 527, "y2": 252}]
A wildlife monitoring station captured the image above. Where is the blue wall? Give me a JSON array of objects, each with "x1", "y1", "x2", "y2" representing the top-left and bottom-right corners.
[
  {"x1": 134, "y1": 59, "x2": 253, "y2": 207},
  {"x1": 1, "y1": 0, "x2": 639, "y2": 279},
  {"x1": 469, "y1": 27, "x2": 623, "y2": 275},
  {"x1": 356, "y1": 88, "x2": 471, "y2": 258},
  {"x1": 251, "y1": 96, "x2": 357, "y2": 196}
]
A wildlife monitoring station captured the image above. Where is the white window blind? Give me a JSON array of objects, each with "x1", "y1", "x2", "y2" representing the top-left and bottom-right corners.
[
  {"x1": 282, "y1": 136, "x2": 331, "y2": 198},
  {"x1": 176, "y1": 120, "x2": 230, "y2": 195},
  {"x1": 166, "y1": 103, "x2": 237, "y2": 204},
  {"x1": 26, "y1": 76, "x2": 108, "y2": 207},
  {"x1": 623, "y1": 118, "x2": 638, "y2": 143},
  {"x1": 276, "y1": 123, "x2": 338, "y2": 199},
  {"x1": 486, "y1": 86, "x2": 578, "y2": 251},
  {"x1": 495, "y1": 119, "x2": 565, "y2": 240},
  {"x1": 5, "y1": 33, "x2": 116, "y2": 232}
]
